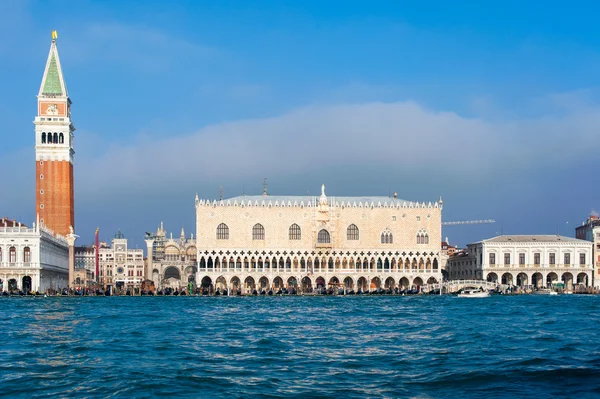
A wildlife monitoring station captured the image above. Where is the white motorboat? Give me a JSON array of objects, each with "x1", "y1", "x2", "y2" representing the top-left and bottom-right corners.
[
  {"x1": 533, "y1": 289, "x2": 558, "y2": 296},
  {"x1": 457, "y1": 289, "x2": 489, "y2": 298}
]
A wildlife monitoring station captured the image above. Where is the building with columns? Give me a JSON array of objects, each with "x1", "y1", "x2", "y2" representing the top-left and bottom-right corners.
[
  {"x1": 145, "y1": 222, "x2": 197, "y2": 290},
  {"x1": 195, "y1": 185, "x2": 443, "y2": 293},
  {"x1": 447, "y1": 235, "x2": 593, "y2": 289},
  {"x1": 0, "y1": 218, "x2": 69, "y2": 293},
  {"x1": 99, "y1": 231, "x2": 145, "y2": 293}
]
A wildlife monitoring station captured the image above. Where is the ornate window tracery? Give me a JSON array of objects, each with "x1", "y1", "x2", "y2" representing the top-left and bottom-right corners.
[
  {"x1": 381, "y1": 230, "x2": 393, "y2": 244},
  {"x1": 216, "y1": 223, "x2": 229, "y2": 240},
  {"x1": 289, "y1": 224, "x2": 301, "y2": 240},
  {"x1": 416, "y1": 230, "x2": 429, "y2": 244},
  {"x1": 317, "y1": 229, "x2": 330, "y2": 244},
  {"x1": 253, "y1": 224, "x2": 265, "y2": 240},
  {"x1": 347, "y1": 224, "x2": 359, "y2": 240}
]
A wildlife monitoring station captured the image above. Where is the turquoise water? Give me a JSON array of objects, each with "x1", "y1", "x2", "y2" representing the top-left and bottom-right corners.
[{"x1": 1, "y1": 296, "x2": 599, "y2": 398}]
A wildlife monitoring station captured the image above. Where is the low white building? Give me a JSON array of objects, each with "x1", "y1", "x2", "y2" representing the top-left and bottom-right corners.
[
  {"x1": 0, "y1": 218, "x2": 69, "y2": 293},
  {"x1": 448, "y1": 235, "x2": 593, "y2": 289}
]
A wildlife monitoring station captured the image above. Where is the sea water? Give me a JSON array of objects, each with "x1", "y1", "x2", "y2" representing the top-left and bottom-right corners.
[{"x1": 1, "y1": 295, "x2": 599, "y2": 398}]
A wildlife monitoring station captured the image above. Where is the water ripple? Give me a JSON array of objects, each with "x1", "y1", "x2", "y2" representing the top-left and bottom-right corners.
[{"x1": 0, "y1": 296, "x2": 599, "y2": 398}]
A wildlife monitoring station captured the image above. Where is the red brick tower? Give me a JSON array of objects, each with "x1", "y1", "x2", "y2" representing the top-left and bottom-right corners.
[{"x1": 34, "y1": 31, "x2": 75, "y2": 236}]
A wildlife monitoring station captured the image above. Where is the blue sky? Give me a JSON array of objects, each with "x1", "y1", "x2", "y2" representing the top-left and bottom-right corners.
[{"x1": 1, "y1": 0, "x2": 600, "y2": 248}]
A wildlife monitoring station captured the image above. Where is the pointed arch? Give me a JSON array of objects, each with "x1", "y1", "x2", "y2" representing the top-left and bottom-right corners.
[
  {"x1": 216, "y1": 223, "x2": 229, "y2": 239},
  {"x1": 289, "y1": 223, "x2": 301, "y2": 240},
  {"x1": 252, "y1": 223, "x2": 265, "y2": 240},
  {"x1": 318, "y1": 229, "x2": 330, "y2": 244},
  {"x1": 347, "y1": 224, "x2": 359, "y2": 240},
  {"x1": 381, "y1": 229, "x2": 393, "y2": 244},
  {"x1": 257, "y1": 256, "x2": 264, "y2": 271}
]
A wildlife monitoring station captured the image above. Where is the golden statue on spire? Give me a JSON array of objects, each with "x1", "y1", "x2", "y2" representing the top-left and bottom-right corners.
[{"x1": 52, "y1": 30, "x2": 58, "y2": 41}]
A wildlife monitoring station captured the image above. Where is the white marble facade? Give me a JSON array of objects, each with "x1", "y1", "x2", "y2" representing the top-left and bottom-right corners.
[
  {"x1": 0, "y1": 222, "x2": 69, "y2": 293},
  {"x1": 194, "y1": 186, "x2": 443, "y2": 292},
  {"x1": 448, "y1": 235, "x2": 593, "y2": 289}
]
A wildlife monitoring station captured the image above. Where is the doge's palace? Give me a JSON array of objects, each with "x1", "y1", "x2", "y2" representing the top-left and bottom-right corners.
[{"x1": 195, "y1": 185, "x2": 443, "y2": 293}]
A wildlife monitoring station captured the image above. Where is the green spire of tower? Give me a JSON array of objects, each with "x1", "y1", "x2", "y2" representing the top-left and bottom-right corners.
[
  {"x1": 39, "y1": 31, "x2": 68, "y2": 98},
  {"x1": 42, "y1": 52, "x2": 63, "y2": 96}
]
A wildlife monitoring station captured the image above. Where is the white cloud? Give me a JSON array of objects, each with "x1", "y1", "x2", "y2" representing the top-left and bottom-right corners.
[
  {"x1": 2, "y1": 95, "x2": 599, "y2": 242},
  {"x1": 72, "y1": 99, "x2": 600, "y2": 200}
]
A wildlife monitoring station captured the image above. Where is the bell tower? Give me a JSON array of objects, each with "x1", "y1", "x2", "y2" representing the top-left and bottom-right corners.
[{"x1": 34, "y1": 31, "x2": 75, "y2": 236}]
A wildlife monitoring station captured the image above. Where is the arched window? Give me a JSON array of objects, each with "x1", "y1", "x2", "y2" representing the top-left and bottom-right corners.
[
  {"x1": 47, "y1": 133, "x2": 52, "y2": 143},
  {"x1": 317, "y1": 229, "x2": 330, "y2": 244},
  {"x1": 59, "y1": 133, "x2": 64, "y2": 144},
  {"x1": 23, "y1": 247, "x2": 30, "y2": 263},
  {"x1": 9, "y1": 247, "x2": 16, "y2": 263},
  {"x1": 253, "y1": 223, "x2": 265, "y2": 240},
  {"x1": 41, "y1": 132, "x2": 46, "y2": 143},
  {"x1": 216, "y1": 223, "x2": 229, "y2": 240},
  {"x1": 381, "y1": 230, "x2": 393, "y2": 244},
  {"x1": 347, "y1": 224, "x2": 359, "y2": 240},
  {"x1": 53, "y1": 133, "x2": 58, "y2": 143},
  {"x1": 289, "y1": 224, "x2": 301, "y2": 240},
  {"x1": 417, "y1": 230, "x2": 429, "y2": 244}
]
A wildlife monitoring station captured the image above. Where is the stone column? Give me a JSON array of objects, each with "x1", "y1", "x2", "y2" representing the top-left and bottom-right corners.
[
  {"x1": 144, "y1": 239, "x2": 154, "y2": 283},
  {"x1": 66, "y1": 230, "x2": 77, "y2": 289}
]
